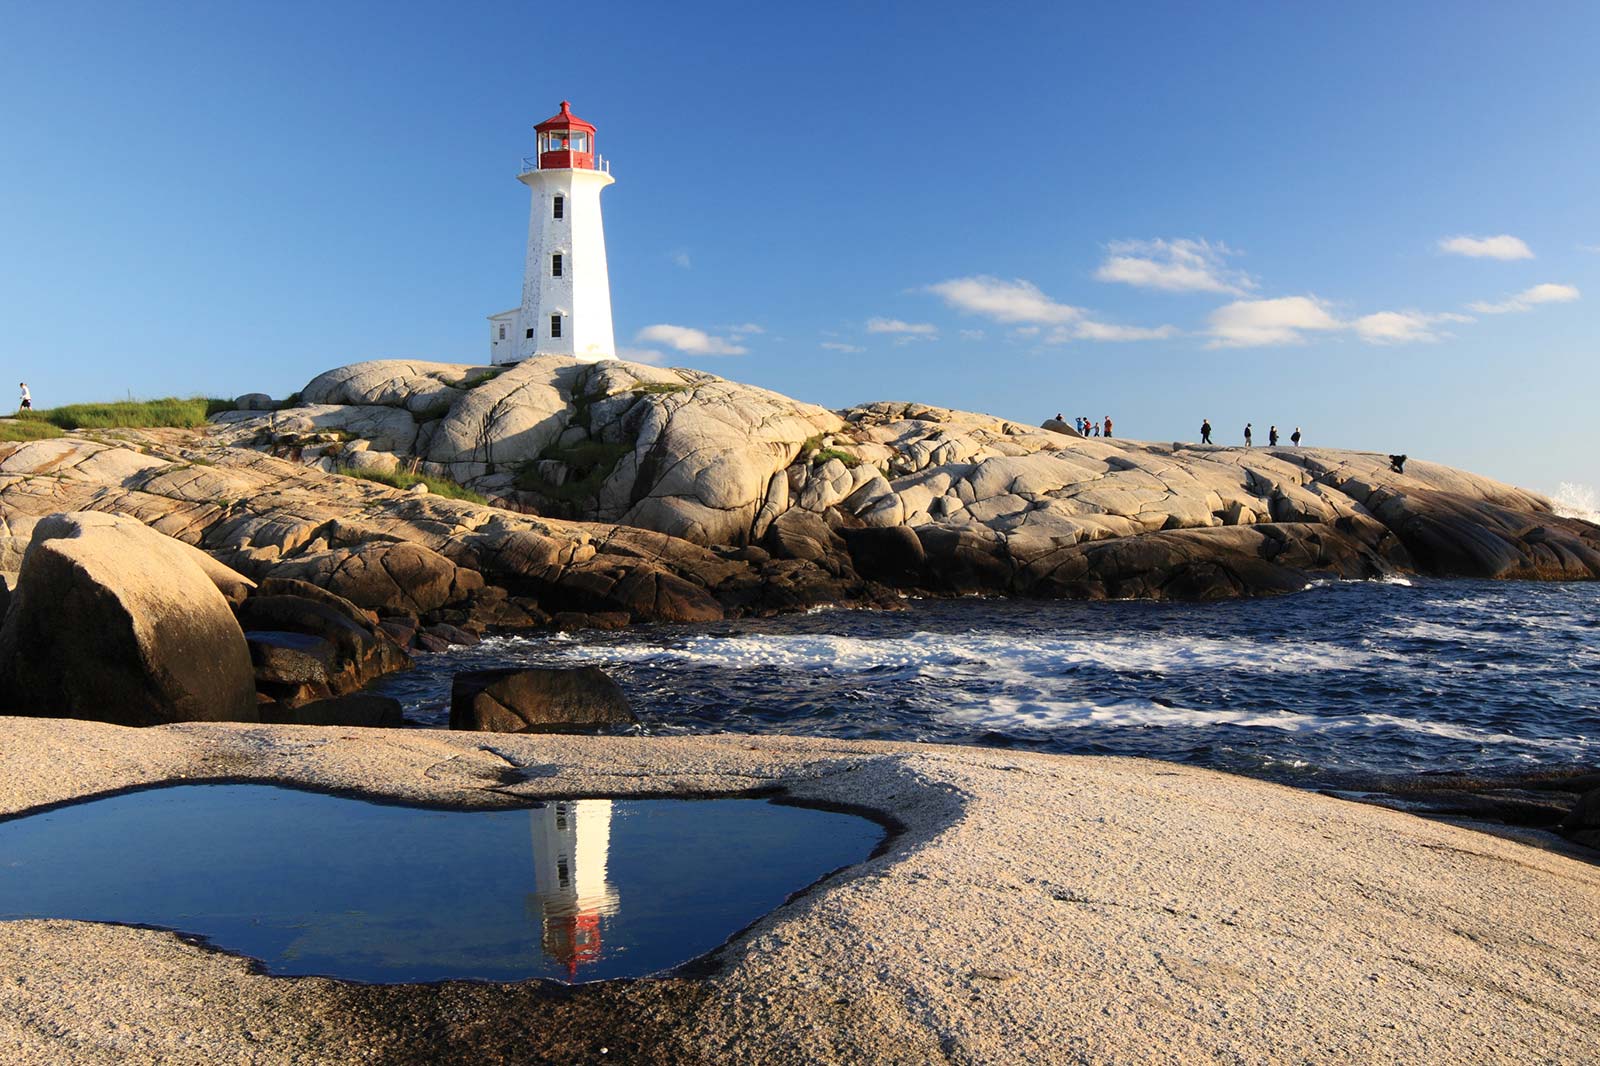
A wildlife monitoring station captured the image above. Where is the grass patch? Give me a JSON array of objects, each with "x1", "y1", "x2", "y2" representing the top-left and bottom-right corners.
[
  {"x1": 0, "y1": 419, "x2": 65, "y2": 442},
  {"x1": 631, "y1": 382, "x2": 688, "y2": 396},
  {"x1": 810, "y1": 447, "x2": 861, "y2": 469},
  {"x1": 462, "y1": 368, "x2": 505, "y2": 388},
  {"x1": 16, "y1": 397, "x2": 234, "y2": 430},
  {"x1": 515, "y1": 439, "x2": 632, "y2": 506},
  {"x1": 337, "y1": 465, "x2": 490, "y2": 505}
]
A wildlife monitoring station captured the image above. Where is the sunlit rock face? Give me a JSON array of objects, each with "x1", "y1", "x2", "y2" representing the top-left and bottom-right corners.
[{"x1": 203, "y1": 358, "x2": 1600, "y2": 600}]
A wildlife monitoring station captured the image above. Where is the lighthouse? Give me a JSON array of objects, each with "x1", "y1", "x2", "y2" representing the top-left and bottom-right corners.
[{"x1": 489, "y1": 101, "x2": 617, "y2": 364}]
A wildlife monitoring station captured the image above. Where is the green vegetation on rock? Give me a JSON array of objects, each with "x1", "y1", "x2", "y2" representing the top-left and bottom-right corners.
[
  {"x1": 17, "y1": 397, "x2": 233, "y2": 431},
  {"x1": 515, "y1": 439, "x2": 632, "y2": 506},
  {"x1": 631, "y1": 382, "x2": 688, "y2": 396},
  {"x1": 0, "y1": 419, "x2": 66, "y2": 442},
  {"x1": 336, "y1": 465, "x2": 489, "y2": 505}
]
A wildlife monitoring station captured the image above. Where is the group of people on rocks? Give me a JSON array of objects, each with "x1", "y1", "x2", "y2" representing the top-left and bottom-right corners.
[
  {"x1": 1057, "y1": 413, "x2": 1113, "y2": 438},
  {"x1": 1200, "y1": 419, "x2": 1300, "y2": 448}
]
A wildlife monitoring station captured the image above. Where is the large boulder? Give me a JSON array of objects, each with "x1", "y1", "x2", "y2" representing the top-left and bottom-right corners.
[
  {"x1": 449, "y1": 666, "x2": 636, "y2": 733},
  {"x1": 0, "y1": 513, "x2": 257, "y2": 725}
]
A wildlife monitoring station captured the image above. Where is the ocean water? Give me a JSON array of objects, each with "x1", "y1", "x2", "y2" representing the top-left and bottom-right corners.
[{"x1": 376, "y1": 579, "x2": 1600, "y2": 789}]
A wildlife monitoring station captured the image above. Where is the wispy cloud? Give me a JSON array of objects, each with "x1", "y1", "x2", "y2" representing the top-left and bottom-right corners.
[
  {"x1": 1065, "y1": 321, "x2": 1181, "y2": 342},
  {"x1": 1580, "y1": 243, "x2": 1600, "y2": 254},
  {"x1": 1467, "y1": 282, "x2": 1580, "y2": 314},
  {"x1": 1438, "y1": 234, "x2": 1534, "y2": 260},
  {"x1": 1209, "y1": 296, "x2": 1479, "y2": 347},
  {"x1": 958, "y1": 329, "x2": 986, "y2": 341},
  {"x1": 927, "y1": 276, "x2": 1083, "y2": 324},
  {"x1": 1351, "y1": 310, "x2": 1471, "y2": 345},
  {"x1": 819, "y1": 341, "x2": 864, "y2": 353},
  {"x1": 634, "y1": 323, "x2": 748, "y2": 356},
  {"x1": 865, "y1": 317, "x2": 938, "y2": 336},
  {"x1": 1095, "y1": 238, "x2": 1253, "y2": 295},
  {"x1": 670, "y1": 250, "x2": 693, "y2": 269},
  {"x1": 1206, "y1": 296, "x2": 1343, "y2": 348},
  {"x1": 725, "y1": 322, "x2": 765, "y2": 336}
]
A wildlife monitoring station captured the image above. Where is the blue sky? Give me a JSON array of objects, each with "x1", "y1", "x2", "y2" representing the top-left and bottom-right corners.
[{"x1": 2, "y1": 1, "x2": 1596, "y2": 498}]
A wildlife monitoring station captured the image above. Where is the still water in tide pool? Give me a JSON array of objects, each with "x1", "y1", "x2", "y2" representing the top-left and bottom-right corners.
[
  {"x1": 377, "y1": 578, "x2": 1600, "y2": 787},
  {"x1": 0, "y1": 785, "x2": 883, "y2": 983}
]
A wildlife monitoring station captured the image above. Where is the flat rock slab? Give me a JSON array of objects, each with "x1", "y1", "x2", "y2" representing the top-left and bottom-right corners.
[{"x1": 1, "y1": 718, "x2": 1598, "y2": 1064}]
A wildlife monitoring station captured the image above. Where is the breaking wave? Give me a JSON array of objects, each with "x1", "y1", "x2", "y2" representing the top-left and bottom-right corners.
[{"x1": 378, "y1": 577, "x2": 1600, "y2": 783}]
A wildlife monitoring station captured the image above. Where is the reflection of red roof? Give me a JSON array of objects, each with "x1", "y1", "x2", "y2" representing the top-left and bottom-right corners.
[{"x1": 535, "y1": 100, "x2": 596, "y2": 134}]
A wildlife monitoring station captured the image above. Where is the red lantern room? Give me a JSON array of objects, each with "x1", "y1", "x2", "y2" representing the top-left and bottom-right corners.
[{"x1": 534, "y1": 101, "x2": 597, "y2": 170}]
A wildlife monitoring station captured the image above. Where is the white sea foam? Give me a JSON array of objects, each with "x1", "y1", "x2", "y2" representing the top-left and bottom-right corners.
[
  {"x1": 939, "y1": 696, "x2": 1586, "y2": 749},
  {"x1": 1553, "y1": 481, "x2": 1600, "y2": 524},
  {"x1": 565, "y1": 630, "x2": 1375, "y2": 680}
]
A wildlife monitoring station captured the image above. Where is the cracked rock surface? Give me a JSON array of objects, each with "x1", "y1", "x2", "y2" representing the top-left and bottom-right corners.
[
  {"x1": 210, "y1": 358, "x2": 1600, "y2": 600},
  {"x1": 2, "y1": 719, "x2": 1597, "y2": 1064}
]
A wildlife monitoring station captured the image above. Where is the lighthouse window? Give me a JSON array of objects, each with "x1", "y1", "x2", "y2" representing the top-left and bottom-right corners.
[
  {"x1": 550, "y1": 315, "x2": 562, "y2": 338},
  {"x1": 525, "y1": 328, "x2": 534, "y2": 339},
  {"x1": 572, "y1": 133, "x2": 588, "y2": 152},
  {"x1": 552, "y1": 195, "x2": 564, "y2": 219},
  {"x1": 551, "y1": 253, "x2": 563, "y2": 277}
]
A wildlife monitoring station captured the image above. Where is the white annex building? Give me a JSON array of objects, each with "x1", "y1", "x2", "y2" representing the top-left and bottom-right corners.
[{"x1": 489, "y1": 101, "x2": 617, "y2": 364}]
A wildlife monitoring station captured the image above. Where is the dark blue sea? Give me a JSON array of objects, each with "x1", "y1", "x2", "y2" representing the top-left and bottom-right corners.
[{"x1": 376, "y1": 578, "x2": 1600, "y2": 789}]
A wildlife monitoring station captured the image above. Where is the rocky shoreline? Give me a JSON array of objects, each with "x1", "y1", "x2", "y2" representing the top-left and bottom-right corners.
[{"x1": 3, "y1": 720, "x2": 1599, "y2": 1065}]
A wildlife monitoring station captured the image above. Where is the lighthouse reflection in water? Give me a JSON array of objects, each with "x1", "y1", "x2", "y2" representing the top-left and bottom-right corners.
[
  {"x1": 527, "y1": 800, "x2": 620, "y2": 979},
  {"x1": 0, "y1": 784, "x2": 886, "y2": 984}
]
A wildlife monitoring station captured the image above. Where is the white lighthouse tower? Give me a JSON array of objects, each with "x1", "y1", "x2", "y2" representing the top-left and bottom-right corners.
[{"x1": 489, "y1": 101, "x2": 616, "y2": 364}]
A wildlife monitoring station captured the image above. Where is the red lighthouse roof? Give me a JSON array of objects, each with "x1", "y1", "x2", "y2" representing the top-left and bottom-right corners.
[
  {"x1": 532, "y1": 101, "x2": 598, "y2": 171},
  {"x1": 535, "y1": 100, "x2": 597, "y2": 134}
]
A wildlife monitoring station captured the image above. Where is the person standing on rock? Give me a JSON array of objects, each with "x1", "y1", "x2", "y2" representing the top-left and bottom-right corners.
[
  {"x1": 1201, "y1": 418, "x2": 1212, "y2": 444},
  {"x1": 1244, "y1": 423, "x2": 1253, "y2": 447},
  {"x1": 1291, "y1": 426, "x2": 1302, "y2": 446},
  {"x1": 1269, "y1": 425, "x2": 1279, "y2": 447},
  {"x1": 18, "y1": 383, "x2": 31, "y2": 411},
  {"x1": 1103, "y1": 415, "x2": 1113, "y2": 439}
]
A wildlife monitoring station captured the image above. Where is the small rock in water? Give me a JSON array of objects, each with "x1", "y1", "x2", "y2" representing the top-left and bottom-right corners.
[{"x1": 449, "y1": 666, "x2": 636, "y2": 734}]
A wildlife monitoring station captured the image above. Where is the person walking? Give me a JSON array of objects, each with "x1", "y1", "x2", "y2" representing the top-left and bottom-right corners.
[
  {"x1": 1200, "y1": 418, "x2": 1212, "y2": 444},
  {"x1": 1269, "y1": 425, "x2": 1279, "y2": 447},
  {"x1": 1291, "y1": 426, "x2": 1302, "y2": 446},
  {"x1": 18, "y1": 383, "x2": 31, "y2": 411},
  {"x1": 1103, "y1": 415, "x2": 1113, "y2": 439},
  {"x1": 1243, "y1": 422, "x2": 1253, "y2": 447}
]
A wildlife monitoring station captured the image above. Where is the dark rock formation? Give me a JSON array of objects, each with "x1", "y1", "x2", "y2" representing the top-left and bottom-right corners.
[
  {"x1": 0, "y1": 515, "x2": 257, "y2": 725},
  {"x1": 449, "y1": 667, "x2": 636, "y2": 733},
  {"x1": 258, "y1": 693, "x2": 405, "y2": 728}
]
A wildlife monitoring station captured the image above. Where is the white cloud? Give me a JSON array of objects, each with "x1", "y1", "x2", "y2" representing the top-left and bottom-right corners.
[
  {"x1": 1094, "y1": 238, "x2": 1253, "y2": 295},
  {"x1": 819, "y1": 341, "x2": 864, "y2": 352},
  {"x1": 865, "y1": 317, "x2": 937, "y2": 335},
  {"x1": 670, "y1": 250, "x2": 693, "y2": 269},
  {"x1": 1438, "y1": 234, "x2": 1534, "y2": 260},
  {"x1": 634, "y1": 323, "x2": 748, "y2": 356},
  {"x1": 615, "y1": 346, "x2": 667, "y2": 365},
  {"x1": 726, "y1": 322, "x2": 765, "y2": 336},
  {"x1": 959, "y1": 329, "x2": 986, "y2": 341},
  {"x1": 1467, "y1": 282, "x2": 1580, "y2": 314},
  {"x1": 927, "y1": 276, "x2": 1083, "y2": 324},
  {"x1": 1351, "y1": 310, "x2": 1471, "y2": 345},
  {"x1": 1206, "y1": 296, "x2": 1343, "y2": 348},
  {"x1": 1066, "y1": 320, "x2": 1181, "y2": 342}
]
